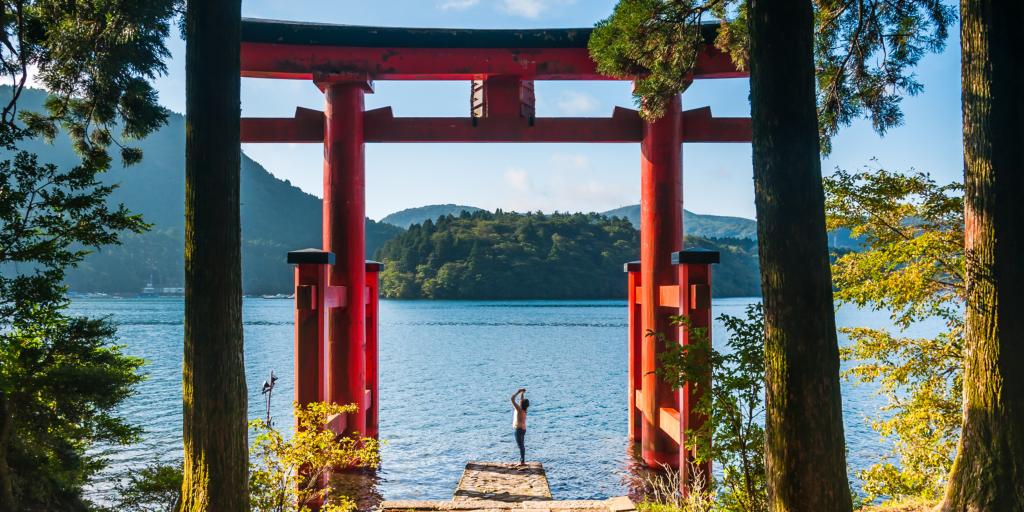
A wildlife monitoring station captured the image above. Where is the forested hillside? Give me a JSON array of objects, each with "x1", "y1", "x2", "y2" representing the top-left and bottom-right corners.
[
  {"x1": 602, "y1": 205, "x2": 759, "y2": 239},
  {"x1": 602, "y1": 204, "x2": 861, "y2": 248},
  {"x1": 375, "y1": 210, "x2": 761, "y2": 299},
  {"x1": 3, "y1": 87, "x2": 402, "y2": 294},
  {"x1": 381, "y1": 204, "x2": 482, "y2": 228}
]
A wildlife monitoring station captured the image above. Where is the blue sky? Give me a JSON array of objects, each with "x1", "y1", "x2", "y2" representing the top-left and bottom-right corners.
[{"x1": 152, "y1": 0, "x2": 963, "y2": 221}]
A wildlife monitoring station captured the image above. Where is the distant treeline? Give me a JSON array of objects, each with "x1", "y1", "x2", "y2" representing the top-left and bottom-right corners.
[{"x1": 376, "y1": 210, "x2": 762, "y2": 299}]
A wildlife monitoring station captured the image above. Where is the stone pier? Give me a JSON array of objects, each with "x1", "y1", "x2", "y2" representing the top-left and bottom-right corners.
[{"x1": 380, "y1": 461, "x2": 635, "y2": 512}]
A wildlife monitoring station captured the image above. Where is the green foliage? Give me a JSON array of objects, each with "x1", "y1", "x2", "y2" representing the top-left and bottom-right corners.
[
  {"x1": 824, "y1": 168, "x2": 963, "y2": 504},
  {"x1": 588, "y1": 0, "x2": 746, "y2": 119},
  {"x1": 814, "y1": 1, "x2": 956, "y2": 152},
  {"x1": 0, "y1": 138, "x2": 150, "y2": 512},
  {"x1": 111, "y1": 402, "x2": 381, "y2": 512},
  {"x1": 377, "y1": 210, "x2": 638, "y2": 299},
  {"x1": 376, "y1": 210, "x2": 761, "y2": 299},
  {"x1": 589, "y1": 1, "x2": 953, "y2": 151},
  {"x1": 652, "y1": 305, "x2": 768, "y2": 512},
  {"x1": 249, "y1": 402, "x2": 380, "y2": 512},
  {"x1": 114, "y1": 463, "x2": 182, "y2": 512},
  {"x1": 0, "y1": 1, "x2": 177, "y2": 509},
  {"x1": 7, "y1": 0, "x2": 177, "y2": 169}
]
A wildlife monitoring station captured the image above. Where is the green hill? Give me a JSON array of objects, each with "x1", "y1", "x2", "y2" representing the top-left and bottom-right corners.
[
  {"x1": 4, "y1": 87, "x2": 402, "y2": 295},
  {"x1": 602, "y1": 205, "x2": 759, "y2": 239},
  {"x1": 602, "y1": 204, "x2": 860, "y2": 248},
  {"x1": 375, "y1": 210, "x2": 761, "y2": 299},
  {"x1": 380, "y1": 204, "x2": 482, "y2": 228}
]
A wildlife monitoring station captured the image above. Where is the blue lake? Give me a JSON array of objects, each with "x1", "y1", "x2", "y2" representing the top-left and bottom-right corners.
[{"x1": 71, "y1": 297, "x2": 943, "y2": 503}]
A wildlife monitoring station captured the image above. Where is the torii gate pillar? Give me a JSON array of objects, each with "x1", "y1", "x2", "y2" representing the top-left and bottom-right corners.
[
  {"x1": 323, "y1": 80, "x2": 371, "y2": 436},
  {"x1": 639, "y1": 94, "x2": 683, "y2": 466}
]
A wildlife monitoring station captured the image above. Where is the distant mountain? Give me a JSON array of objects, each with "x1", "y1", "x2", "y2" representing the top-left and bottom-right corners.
[
  {"x1": 380, "y1": 204, "x2": 482, "y2": 228},
  {"x1": 4, "y1": 87, "x2": 402, "y2": 294},
  {"x1": 603, "y1": 204, "x2": 861, "y2": 249},
  {"x1": 602, "y1": 205, "x2": 759, "y2": 240}
]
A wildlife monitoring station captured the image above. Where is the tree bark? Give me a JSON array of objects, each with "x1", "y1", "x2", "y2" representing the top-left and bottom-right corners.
[
  {"x1": 748, "y1": 1, "x2": 853, "y2": 511},
  {"x1": 180, "y1": 0, "x2": 248, "y2": 510},
  {"x1": 0, "y1": 392, "x2": 15, "y2": 512},
  {"x1": 940, "y1": 0, "x2": 1024, "y2": 509}
]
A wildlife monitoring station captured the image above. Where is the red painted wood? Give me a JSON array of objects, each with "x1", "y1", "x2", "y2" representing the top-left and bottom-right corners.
[
  {"x1": 677, "y1": 261, "x2": 713, "y2": 491},
  {"x1": 681, "y1": 107, "x2": 753, "y2": 142},
  {"x1": 627, "y1": 267, "x2": 642, "y2": 444},
  {"x1": 364, "y1": 266, "x2": 381, "y2": 439},
  {"x1": 241, "y1": 43, "x2": 746, "y2": 81},
  {"x1": 640, "y1": 94, "x2": 683, "y2": 467},
  {"x1": 323, "y1": 284, "x2": 348, "y2": 309},
  {"x1": 479, "y1": 76, "x2": 524, "y2": 117},
  {"x1": 240, "y1": 106, "x2": 751, "y2": 144},
  {"x1": 241, "y1": 107, "x2": 324, "y2": 143},
  {"x1": 294, "y1": 264, "x2": 327, "y2": 408},
  {"x1": 323, "y1": 82, "x2": 368, "y2": 437},
  {"x1": 366, "y1": 107, "x2": 642, "y2": 143}
]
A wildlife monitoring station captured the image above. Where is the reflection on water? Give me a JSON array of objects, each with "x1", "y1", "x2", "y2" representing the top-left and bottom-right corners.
[{"x1": 70, "y1": 297, "x2": 938, "y2": 504}]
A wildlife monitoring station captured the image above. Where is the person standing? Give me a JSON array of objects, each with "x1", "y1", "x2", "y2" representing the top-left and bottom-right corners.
[{"x1": 511, "y1": 388, "x2": 529, "y2": 465}]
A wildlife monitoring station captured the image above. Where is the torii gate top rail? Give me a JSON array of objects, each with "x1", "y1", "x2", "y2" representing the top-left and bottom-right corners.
[{"x1": 240, "y1": 18, "x2": 742, "y2": 81}]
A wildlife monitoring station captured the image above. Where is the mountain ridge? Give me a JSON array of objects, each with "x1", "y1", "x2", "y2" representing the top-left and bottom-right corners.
[{"x1": 380, "y1": 204, "x2": 482, "y2": 228}]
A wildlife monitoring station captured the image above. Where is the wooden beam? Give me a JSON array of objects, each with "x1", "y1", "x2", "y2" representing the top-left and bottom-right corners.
[
  {"x1": 241, "y1": 106, "x2": 323, "y2": 143},
  {"x1": 659, "y1": 407, "x2": 681, "y2": 444},
  {"x1": 240, "y1": 106, "x2": 751, "y2": 144},
  {"x1": 681, "y1": 106, "x2": 752, "y2": 142},
  {"x1": 241, "y1": 42, "x2": 746, "y2": 81}
]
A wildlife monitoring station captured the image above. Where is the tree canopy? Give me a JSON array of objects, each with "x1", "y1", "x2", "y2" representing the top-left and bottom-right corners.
[
  {"x1": 0, "y1": 0, "x2": 178, "y2": 509},
  {"x1": 375, "y1": 210, "x2": 762, "y2": 300},
  {"x1": 589, "y1": 0, "x2": 954, "y2": 151}
]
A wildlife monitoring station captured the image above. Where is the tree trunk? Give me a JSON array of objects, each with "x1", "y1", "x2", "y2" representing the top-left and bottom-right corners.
[
  {"x1": 0, "y1": 392, "x2": 15, "y2": 512},
  {"x1": 180, "y1": 0, "x2": 248, "y2": 510},
  {"x1": 747, "y1": 1, "x2": 853, "y2": 511},
  {"x1": 940, "y1": 0, "x2": 1024, "y2": 509}
]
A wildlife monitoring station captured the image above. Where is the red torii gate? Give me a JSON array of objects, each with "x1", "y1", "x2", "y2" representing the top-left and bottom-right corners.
[{"x1": 238, "y1": 18, "x2": 751, "y2": 481}]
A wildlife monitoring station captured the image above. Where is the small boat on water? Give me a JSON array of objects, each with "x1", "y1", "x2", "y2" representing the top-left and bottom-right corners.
[
  {"x1": 140, "y1": 276, "x2": 184, "y2": 297},
  {"x1": 260, "y1": 293, "x2": 294, "y2": 299}
]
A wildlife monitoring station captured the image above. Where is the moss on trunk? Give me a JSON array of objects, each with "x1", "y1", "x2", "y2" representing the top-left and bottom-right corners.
[
  {"x1": 748, "y1": 1, "x2": 853, "y2": 510},
  {"x1": 940, "y1": 0, "x2": 1024, "y2": 510},
  {"x1": 179, "y1": 0, "x2": 249, "y2": 510}
]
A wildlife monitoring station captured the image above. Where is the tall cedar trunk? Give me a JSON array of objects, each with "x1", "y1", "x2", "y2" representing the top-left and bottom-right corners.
[
  {"x1": 940, "y1": 0, "x2": 1024, "y2": 509},
  {"x1": 0, "y1": 393, "x2": 14, "y2": 512},
  {"x1": 180, "y1": 0, "x2": 248, "y2": 510},
  {"x1": 748, "y1": 1, "x2": 853, "y2": 511}
]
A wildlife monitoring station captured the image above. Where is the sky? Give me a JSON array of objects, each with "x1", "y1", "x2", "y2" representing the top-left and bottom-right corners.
[{"x1": 150, "y1": 0, "x2": 964, "y2": 221}]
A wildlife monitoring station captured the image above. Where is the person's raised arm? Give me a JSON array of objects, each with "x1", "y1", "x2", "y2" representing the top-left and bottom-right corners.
[{"x1": 511, "y1": 388, "x2": 524, "y2": 408}]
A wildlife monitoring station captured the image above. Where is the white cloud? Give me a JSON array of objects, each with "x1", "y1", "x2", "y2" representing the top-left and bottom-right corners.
[
  {"x1": 556, "y1": 91, "x2": 599, "y2": 115},
  {"x1": 549, "y1": 153, "x2": 589, "y2": 170},
  {"x1": 503, "y1": 167, "x2": 532, "y2": 192},
  {"x1": 500, "y1": 0, "x2": 546, "y2": 18},
  {"x1": 438, "y1": 0, "x2": 480, "y2": 11},
  {"x1": 496, "y1": 156, "x2": 637, "y2": 213}
]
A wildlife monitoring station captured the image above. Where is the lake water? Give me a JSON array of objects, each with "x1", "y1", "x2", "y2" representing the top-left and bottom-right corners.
[{"x1": 70, "y1": 297, "x2": 944, "y2": 504}]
